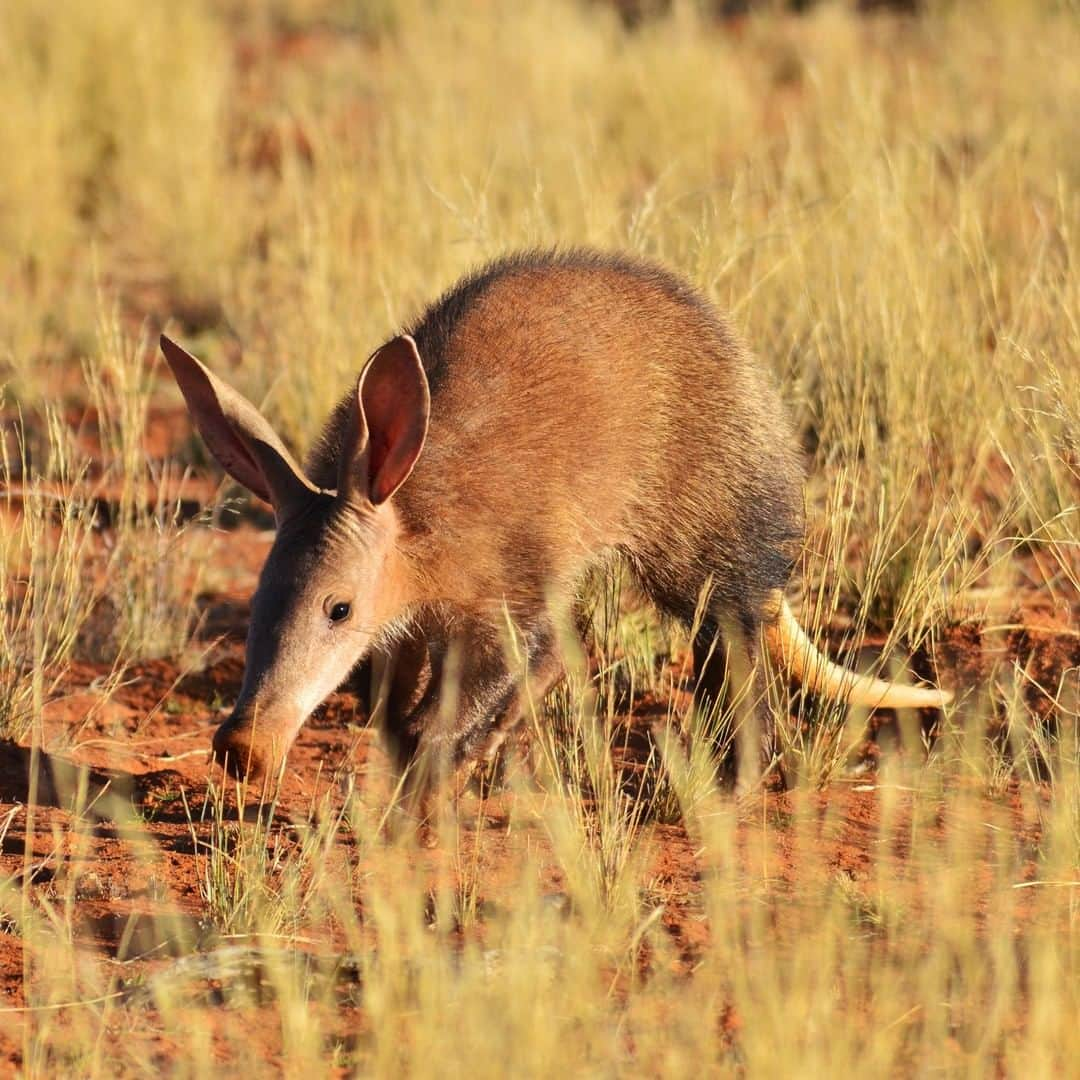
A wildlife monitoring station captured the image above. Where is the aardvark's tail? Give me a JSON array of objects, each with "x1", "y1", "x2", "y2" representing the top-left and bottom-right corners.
[{"x1": 763, "y1": 592, "x2": 953, "y2": 710}]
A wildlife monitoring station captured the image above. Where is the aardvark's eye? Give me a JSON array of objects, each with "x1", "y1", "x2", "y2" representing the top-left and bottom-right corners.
[{"x1": 329, "y1": 601, "x2": 351, "y2": 624}]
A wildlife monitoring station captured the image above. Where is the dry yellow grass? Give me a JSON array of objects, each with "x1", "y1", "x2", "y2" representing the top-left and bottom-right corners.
[{"x1": 0, "y1": 0, "x2": 1077, "y2": 1074}]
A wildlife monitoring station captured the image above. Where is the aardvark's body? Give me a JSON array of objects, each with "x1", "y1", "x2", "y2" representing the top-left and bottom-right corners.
[{"x1": 161, "y1": 250, "x2": 950, "y2": 790}]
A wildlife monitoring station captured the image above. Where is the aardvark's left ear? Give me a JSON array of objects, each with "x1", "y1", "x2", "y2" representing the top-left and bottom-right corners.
[{"x1": 160, "y1": 334, "x2": 318, "y2": 518}]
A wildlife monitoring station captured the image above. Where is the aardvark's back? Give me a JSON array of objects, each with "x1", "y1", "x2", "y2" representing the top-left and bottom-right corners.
[{"x1": 309, "y1": 250, "x2": 805, "y2": 630}]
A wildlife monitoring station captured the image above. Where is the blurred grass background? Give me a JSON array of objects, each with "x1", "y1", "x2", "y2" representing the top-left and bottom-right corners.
[
  {"x1": 0, "y1": 0, "x2": 1077, "y2": 1073},
  {"x1": 2, "y1": 0, "x2": 1076, "y2": 605}
]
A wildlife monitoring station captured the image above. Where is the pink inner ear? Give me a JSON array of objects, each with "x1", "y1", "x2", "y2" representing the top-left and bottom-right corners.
[
  {"x1": 368, "y1": 432, "x2": 394, "y2": 487},
  {"x1": 368, "y1": 415, "x2": 418, "y2": 504},
  {"x1": 357, "y1": 335, "x2": 429, "y2": 505},
  {"x1": 364, "y1": 380, "x2": 401, "y2": 492},
  {"x1": 161, "y1": 335, "x2": 274, "y2": 504}
]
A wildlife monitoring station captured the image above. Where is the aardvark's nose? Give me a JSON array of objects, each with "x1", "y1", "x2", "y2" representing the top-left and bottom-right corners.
[{"x1": 211, "y1": 711, "x2": 282, "y2": 782}]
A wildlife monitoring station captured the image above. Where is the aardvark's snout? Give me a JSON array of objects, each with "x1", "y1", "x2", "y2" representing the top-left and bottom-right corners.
[{"x1": 212, "y1": 709, "x2": 295, "y2": 783}]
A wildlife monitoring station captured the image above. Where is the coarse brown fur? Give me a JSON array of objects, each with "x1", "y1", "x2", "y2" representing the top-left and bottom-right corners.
[
  {"x1": 305, "y1": 250, "x2": 804, "y2": 781},
  {"x1": 300, "y1": 251, "x2": 799, "y2": 790},
  {"x1": 161, "y1": 248, "x2": 949, "y2": 797},
  {"x1": 310, "y1": 249, "x2": 804, "y2": 638}
]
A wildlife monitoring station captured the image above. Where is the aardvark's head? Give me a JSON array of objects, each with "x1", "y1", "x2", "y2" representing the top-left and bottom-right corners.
[{"x1": 160, "y1": 334, "x2": 429, "y2": 782}]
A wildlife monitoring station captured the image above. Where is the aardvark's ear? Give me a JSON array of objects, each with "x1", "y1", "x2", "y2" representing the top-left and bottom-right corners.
[
  {"x1": 160, "y1": 335, "x2": 317, "y2": 517},
  {"x1": 337, "y1": 335, "x2": 430, "y2": 506}
]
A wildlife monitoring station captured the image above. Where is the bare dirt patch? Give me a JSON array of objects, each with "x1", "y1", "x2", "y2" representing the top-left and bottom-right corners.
[{"x1": 0, "y1": 517, "x2": 1071, "y2": 1069}]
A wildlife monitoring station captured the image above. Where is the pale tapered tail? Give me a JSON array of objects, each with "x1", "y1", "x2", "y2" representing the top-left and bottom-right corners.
[{"x1": 763, "y1": 592, "x2": 953, "y2": 710}]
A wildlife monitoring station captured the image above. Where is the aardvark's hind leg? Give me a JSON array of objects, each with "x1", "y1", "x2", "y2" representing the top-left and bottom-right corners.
[{"x1": 693, "y1": 613, "x2": 781, "y2": 793}]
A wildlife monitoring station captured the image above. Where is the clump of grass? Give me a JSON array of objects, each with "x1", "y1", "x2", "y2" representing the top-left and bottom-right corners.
[
  {"x1": 79, "y1": 306, "x2": 208, "y2": 662},
  {"x1": 0, "y1": 409, "x2": 100, "y2": 741},
  {"x1": 578, "y1": 560, "x2": 670, "y2": 717},
  {"x1": 0, "y1": 302, "x2": 211, "y2": 743},
  {"x1": 186, "y1": 771, "x2": 350, "y2": 939},
  {"x1": 0, "y1": 0, "x2": 1077, "y2": 1073},
  {"x1": 529, "y1": 676, "x2": 652, "y2": 919}
]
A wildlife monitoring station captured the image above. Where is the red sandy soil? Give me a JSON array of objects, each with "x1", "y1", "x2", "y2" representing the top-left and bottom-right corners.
[
  {"x1": 0, "y1": 467, "x2": 1075, "y2": 1069},
  {"x1": 4, "y1": 170, "x2": 1078, "y2": 1063},
  {"x1": 2, "y1": 18, "x2": 1077, "y2": 1069},
  {"x1": 2, "y1": 407, "x2": 1078, "y2": 1071}
]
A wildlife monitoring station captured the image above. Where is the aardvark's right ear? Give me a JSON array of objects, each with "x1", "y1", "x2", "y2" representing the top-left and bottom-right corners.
[
  {"x1": 160, "y1": 335, "x2": 317, "y2": 517},
  {"x1": 336, "y1": 335, "x2": 430, "y2": 506}
]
